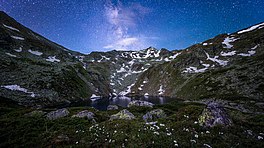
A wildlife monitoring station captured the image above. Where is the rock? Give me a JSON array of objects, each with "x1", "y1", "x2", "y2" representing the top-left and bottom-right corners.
[
  {"x1": 72, "y1": 110, "x2": 95, "y2": 120},
  {"x1": 128, "y1": 100, "x2": 154, "y2": 108},
  {"x1": 143, "y1": 109, "x2": 167, "y2": 122},
  {"x1": 110, "y1": 109, "x2": 135, "y2": 120},
  {"x1": 107, "y1": 105, "x2": 119, "y2": 110},
  {"x1": 198, "y1": 102, "x2": 232, "y2": 127},
  {"x1": 25, "y1": 110, "x2": 46, "y2": 117},
  {"x1": 46, "y1": 108, "x2": 69, "y2": 120},
  {"x1": 53, "y1": 134, "x2": 70, "y2": 145}
]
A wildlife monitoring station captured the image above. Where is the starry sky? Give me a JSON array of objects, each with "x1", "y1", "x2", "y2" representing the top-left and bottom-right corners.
[{"x1": 1, "y1": 0, "x2": 264, "y2": 53}]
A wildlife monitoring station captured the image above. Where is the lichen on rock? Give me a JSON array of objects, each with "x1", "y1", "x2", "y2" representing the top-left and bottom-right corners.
[
  {"x1": 110, "y1": 109, "x2": 135, "y2": 120},
  {"x1": 198, "y1": 101, "x2": 232, "y2": 127},
  {"x1": 107, "y1": 105, "x2": 119, "y2": 110},
  {"x1": 46, "y1": 108, "x2": 69, "y2": 120},
  {"x1": 72, "y1": 110, "x2": 94, "y2": 119},
  {"x1": 143, "y1": 109, "x2": 167, "y2": 122}
]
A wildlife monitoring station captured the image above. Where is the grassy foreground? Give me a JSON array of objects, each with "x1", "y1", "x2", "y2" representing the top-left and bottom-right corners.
[{"x1": 0, "y1": 101, "x2": 263, "y2": 147}]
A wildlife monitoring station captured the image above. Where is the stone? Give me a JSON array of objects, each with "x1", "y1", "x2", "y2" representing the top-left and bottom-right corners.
[
  {"x1": 128, "y1": 100, "x2": 154, "y2": 108},
  {"x1": 53, "y1": 134, "x2": 70, "y2": 145},
  {"x1": 72, "y1": 110, "x2": 94, "y2": 120},
  {"x1": 46, "y1": 108, "x2": 69, "y2": 120},
  {"x1": 143, "y1": 109, "x2": 167, "y2": 122},
  {"x1": 198, "y1": 102, "x2": 232, "y2": 127},
  {"x1": 107, "y1": 105, "x2": 119, "y2": 110},
  {"x1": 110, "y1": 109, "x2": 135, "y2": 120},
  {"x1": 25, "y1": 110, "x2": 46, "y2": 117}
]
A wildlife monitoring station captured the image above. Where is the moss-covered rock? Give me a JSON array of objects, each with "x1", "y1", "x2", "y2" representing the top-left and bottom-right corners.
[
  {"x1": 110, "y1": 109, "x2": 135, "y2": 120},
  {"x1": 198, "y1": 102, "x2": 232, "y2": 127},
  {"x1": 46, "y1": 108, "x2": 69, "y2": 120},
  {"x1": 143, "y1": 109, "x2": 167, "y2": 122},
  {"x1": 72, "y1": 110, "x2": 94, "y2": 119},
  {"x1": 107, "y1": 105, "x2": 119, "y2": 110}
]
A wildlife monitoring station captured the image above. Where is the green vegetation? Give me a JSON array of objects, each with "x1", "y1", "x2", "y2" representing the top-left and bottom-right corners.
[{"x1": 1, "y1": 102, "x2": 263, "y2": 147}]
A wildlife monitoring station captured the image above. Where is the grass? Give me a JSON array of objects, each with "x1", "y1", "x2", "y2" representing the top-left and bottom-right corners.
[{"x1": 0, "y1": 101, "x2": 263, "y2": 147}]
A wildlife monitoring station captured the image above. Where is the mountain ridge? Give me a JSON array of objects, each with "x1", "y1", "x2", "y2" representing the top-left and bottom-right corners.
[{"x1": 0, "y1": 11, "x2": 263, "y2": 110}]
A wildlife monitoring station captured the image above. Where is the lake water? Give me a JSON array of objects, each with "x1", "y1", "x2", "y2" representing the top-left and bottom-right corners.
[{"x1": 68, "y1": 96, "x2": 178, "y2": 111}]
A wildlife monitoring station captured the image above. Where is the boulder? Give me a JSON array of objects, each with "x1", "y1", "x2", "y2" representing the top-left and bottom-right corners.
[
  {"x1": 72, "y1": 110, "x2": 94, "y2": 120},
  {"x1": 128, "y1": 100, "x2": 154, "y2": 108},
  {"x1": 107, "y1": 105, "x2": 119, "y2": 110},
  {"x1": 25, "y1": 110, "x2": 46, "y2": 117},
  {"x1": 46, "y1": 108, "x2": 69, "y2": 120},
  {"x1": 143, "y1": 109, "x2": 167, "y2": 122},
  {"x1": 110, "y1": 109, "x2": 135, "y2": 120},
  {"x1": 198, "y1": 102, "x2": 232, "y2": 127},
  {"x1": 53, "y1": 134, "x2": 70, "y2": 145}
]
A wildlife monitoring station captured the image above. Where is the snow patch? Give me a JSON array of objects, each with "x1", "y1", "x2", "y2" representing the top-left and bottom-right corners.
[
  {"x1": 117, "y1": 67, "x2": 126, "y2": 73},
  {"x1": 238, "y1": 23, "x2": 264, "y2": 34},
  {"x1": 158, "y1": 85, "x2": 165, "y2": 95},
  {"x1": 202, "y1": 42, "x2": 213, "y2": 46},
  {"x1": 3, "y1": 24, "x2": 20, "y2": 32},
  {"x1": 119, "y1": 83, "x2": 135, "y2": 96},
  {"x1": 220, "y1": 51, "x2": 236, "y2": 56},
  {"x1": 238, "y1": 50, "x2": 256, "y2": 57},
  {"x1": 169, "y1": 53, "x2": 181, "y2": 59},
  {"x1": 90, "y1": 94, "x2": 101, "y2": 101},
  {"x1": 183, "y1": 61, "x2": 210, "y2": 73},
  {"x1": 205, "y1": 52, "x2": 228, "y2": 66},
  {"x1": 6, "y1": 53, "x2": 17, "y2": 57},
  {"x1": 46, "y1": 56, "x2": 60, "y2": 62},
  {"x1": 1, "y1": 85, "x2": 36, "y2": 97},
  {"x1": 164, "y1": 57, "x2": 170, "y2": 62},
  {"x1": 251, "y1": 45, "x2": 258, "y2": 50},
  {"x1": 14, "y1": 47, "x2": 23, "y2": 52},
  {"x1": 222, "y1": 37, "x2": 239, "y2": 48},
  {"x1": 183, "y1": 66, "x2": 207, "y2": 73},
  {"x1": 28, "y1": 49, "x2": 43, "y2": 56},
  {"x1": 11, "y1": 36, "x2": 24, "y2": 40}
]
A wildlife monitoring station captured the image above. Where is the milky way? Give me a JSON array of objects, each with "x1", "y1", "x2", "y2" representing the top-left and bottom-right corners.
[{"x1": 1, "y1": 0, "x2": 264, "y2": 53}]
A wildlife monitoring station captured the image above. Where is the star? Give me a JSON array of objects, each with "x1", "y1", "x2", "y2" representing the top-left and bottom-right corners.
[{"x1": 0, "y1": 0, "x2": 263, "y2": 53}]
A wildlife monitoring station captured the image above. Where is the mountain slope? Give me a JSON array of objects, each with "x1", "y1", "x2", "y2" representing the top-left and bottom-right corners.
[
  {"x1": 132, "y1": 22, "x2": 264, "y2": 105},
  {"x1": 0, "y1": 11, "x2": 263, "y2": 109},
  {"x1": 0, "y1": 11, "x2": 180, "y2": 107},
  {"x1": 0, "y1": 11, "x2": 112, "y2": 107}
]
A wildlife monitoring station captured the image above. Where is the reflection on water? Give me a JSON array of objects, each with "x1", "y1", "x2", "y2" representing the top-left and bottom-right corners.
[{"x1": 89, "y1": 96, "x2": 177, "y2": 111}]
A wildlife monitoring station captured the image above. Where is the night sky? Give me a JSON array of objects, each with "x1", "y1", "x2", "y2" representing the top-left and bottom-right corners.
[{"x1": 1, "y1": 0, "x2": 264, "y2": 53}]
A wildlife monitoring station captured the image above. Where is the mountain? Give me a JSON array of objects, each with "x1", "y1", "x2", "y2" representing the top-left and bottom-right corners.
[
  {"x1": 0, "y1": 11, "x2": 180, "y2": 107},
  {"x1": 0, "y1": 11, "x2": 264, "y2": 111},
  {"x1": 132, "y1": 23, "x2": 264, "y2": 101},
  {"x1": 0, "y1": 11, "x2": 110, "y2": 107}
]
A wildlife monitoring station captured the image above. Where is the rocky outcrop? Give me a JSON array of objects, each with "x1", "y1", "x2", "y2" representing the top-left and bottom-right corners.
[
  {"x1": 128, "y1": 100, "x2": 154, "y2": 108},
  {"x1": 143, "y1": 109, "x2": 167, "y2": 122},
  {"x1": 198, "y1": 102, "x2": 232, "y2": 127},
  {"x1": 110, "y1": 109, "x2": 135, "y2": 120},
  {"x1": 107, "y1": 105, "x2": 119, "y2": 110},
  {"x1": 46, "y1": 108, "x2": 69, "y2": 120},
  {"x1": 25, "y1": 110, "x2": 46, "y2": 117},
  {"x1": 72, "y1": 110, "x2": 94, "y2": 119}
]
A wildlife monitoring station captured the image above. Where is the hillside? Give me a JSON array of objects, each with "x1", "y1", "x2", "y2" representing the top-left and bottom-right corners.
[{"x1": 0, "y1": 11, "x2": 264, "y2": 113}]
